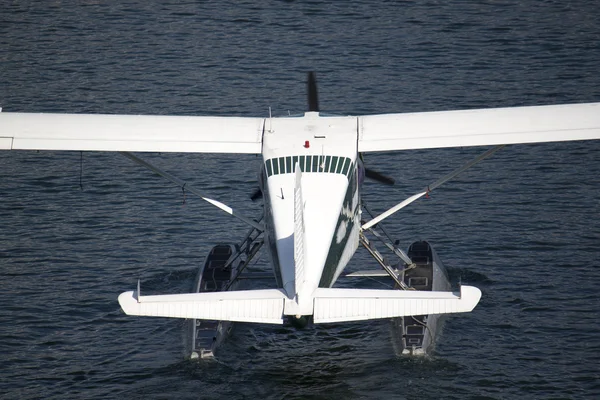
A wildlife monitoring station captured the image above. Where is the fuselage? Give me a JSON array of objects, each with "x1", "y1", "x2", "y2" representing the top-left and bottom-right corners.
[{"x1": 260, "y1": 112, "x2": 362, "y2": 313}]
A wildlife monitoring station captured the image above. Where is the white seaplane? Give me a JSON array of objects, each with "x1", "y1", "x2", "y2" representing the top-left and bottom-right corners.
[{"x1": 2, "y1": 73, "x2": 599, "y2": 355}]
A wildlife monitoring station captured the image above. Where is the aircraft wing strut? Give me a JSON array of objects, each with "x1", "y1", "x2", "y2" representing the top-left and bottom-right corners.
[
  {"x1": 362, "y1": 144, "x2": 505, "y2": 230},
  {"x1": 121, "y1": 152, "x2": 264, "y2": 231}
]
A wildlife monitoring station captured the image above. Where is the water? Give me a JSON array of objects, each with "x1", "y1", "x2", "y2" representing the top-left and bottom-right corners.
[{"x1": 1, "y1": 1, "x2": 600, "y2": 399}]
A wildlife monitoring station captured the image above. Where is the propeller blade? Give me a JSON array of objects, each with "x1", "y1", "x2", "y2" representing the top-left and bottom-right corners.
[
  {"x1": 250, "y1": 188, "x2": 263, "y2": 201},
  {"x1": 308, "y1": 72, "x2": 319, "y2": 112},
  {"x1": 362, "y1": 145, "x2": 505, "y2": 230},
  {"x1": 360, "y1": 153, "x2": 395, "y2": 185},
  {"x1": 365, "y1": 168, "x2": 395, "y2": 185}
]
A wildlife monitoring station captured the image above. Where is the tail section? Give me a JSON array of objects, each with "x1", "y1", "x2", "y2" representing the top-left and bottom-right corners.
[
  {"x1": 311, "y1": 286, "x2": 481, "y2": 323},
  {"x1": 293, "y1": 163, "x2": 306, "y2": 298},
  {"x1": 118, "y1": 285, "x2": 481, "y2": 325},
  {"x1": 118, "y1": 289, "x2": 287, "y2": 324}
]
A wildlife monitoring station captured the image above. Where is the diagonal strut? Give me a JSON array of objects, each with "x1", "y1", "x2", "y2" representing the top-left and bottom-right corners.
[
  {"x1": 362, "y1": 145, "x2": 505, "y2": 230},
  {"x1": 121, "y1": 152, "x2": 263, "y2": 231}
]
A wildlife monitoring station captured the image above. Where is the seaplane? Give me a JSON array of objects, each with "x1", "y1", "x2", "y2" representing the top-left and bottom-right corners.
[{"x1": 1, "y1": 73, "x2": 599, "y2": 357}]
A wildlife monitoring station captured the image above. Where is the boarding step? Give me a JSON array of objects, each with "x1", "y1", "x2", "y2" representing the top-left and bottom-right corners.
[
  {"x1": 359, "y1": 232, "x2": 409, "y2": 290},
  {"x1": 406, "y1": 241, "x2": 434, "y2": 291}
]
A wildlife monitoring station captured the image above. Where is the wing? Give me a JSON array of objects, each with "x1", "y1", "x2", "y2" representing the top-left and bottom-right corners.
[
  {"x1": 358, "y1": 102, "x2": 600, "y2": 152},
  {"x1": 0, "y1": 113, "x2": 264, "y2": 153}
]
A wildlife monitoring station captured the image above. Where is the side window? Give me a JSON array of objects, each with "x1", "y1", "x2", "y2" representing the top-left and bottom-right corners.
[
  {"x1": 292, "y1": 156, "x2": 299, "y2": 172},
  {"x1": 285, "y1": 156, "x2": 292, "y2": 173},
  {"x1": 273, "y1": 158, "x2": 279, "y2": 175},
  {"x1": 306, "y1": 155, "x2": 312, "y2": 172}
]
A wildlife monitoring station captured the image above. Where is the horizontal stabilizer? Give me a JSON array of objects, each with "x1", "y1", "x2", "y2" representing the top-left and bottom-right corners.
[
  {"x1": 118, "y1": 285, "x2": 481, "y2": 325},
  {"x1": 118, "y1": 289, "x2": 286, "y2": 324},
  {"x1": 312, "y1": 285, "x2": 481, "y2": 323}
]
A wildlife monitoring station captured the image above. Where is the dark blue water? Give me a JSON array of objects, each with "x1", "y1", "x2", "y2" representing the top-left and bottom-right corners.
[{"x1": 1, "y1": 1, "x2": 600, "y2": 399}]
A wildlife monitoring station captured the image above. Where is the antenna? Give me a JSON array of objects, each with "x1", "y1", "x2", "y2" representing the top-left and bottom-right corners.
[
  {"x1": 268, "y1": 107, "x2": 273, "y2": 133},
  {"x1": 136, "y1": 279, "x2": 141, "y2": 303}
]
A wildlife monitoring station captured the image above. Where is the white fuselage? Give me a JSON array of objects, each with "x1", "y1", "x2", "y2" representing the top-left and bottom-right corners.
[{"x1": 261, "y1": 112, "x2": 361, "y2": 315}]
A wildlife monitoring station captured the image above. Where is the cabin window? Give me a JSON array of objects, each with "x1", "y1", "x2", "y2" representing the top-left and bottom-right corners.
[
  {"x1": 342, "y1": 160, "x2": 351, "y2": 176},
  {"x1": 279, "y1": 157, "x2": 286, "y2": 174},
  {"x1": 323, "y1": 156, "x2": 331, "y2": 173},
  {"x1": 266, "y1": 159, "x2": 273, "y2": 177},
  {"x1": 336, "y1": 157, "x2": 346, "y2": 174},
  {"x1": 322, "y1": 155, "x2": 330, "y2": 172},
  {"x1": 264, "y1": 156, "x2": 354, "y2": 179},
  {"x1": 330, "y1": 156, "x2": 339, "y2": 173},
  {"x1": 311, "y1": 156, "x2": 319, "y2": 172}
]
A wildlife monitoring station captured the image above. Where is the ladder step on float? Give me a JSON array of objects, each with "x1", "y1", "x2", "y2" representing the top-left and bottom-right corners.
[
  {"x1": 190, "y1": 244, "x2": 237, "y2": 359},
  {"x1": 189, "y1": 222, "x2": 265, "y2": 359}
]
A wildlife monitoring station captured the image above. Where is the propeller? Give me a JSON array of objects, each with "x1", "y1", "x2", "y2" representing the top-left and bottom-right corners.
[
  {"x1": 365, "y1": 167, "x2": 395, "y2": 185},
  {"x1": 360, "y1": 153, "x2": 395, "y2": 186},
  {"x1": 250, "y1": 188, "x2": 262, "y2": 201}
]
